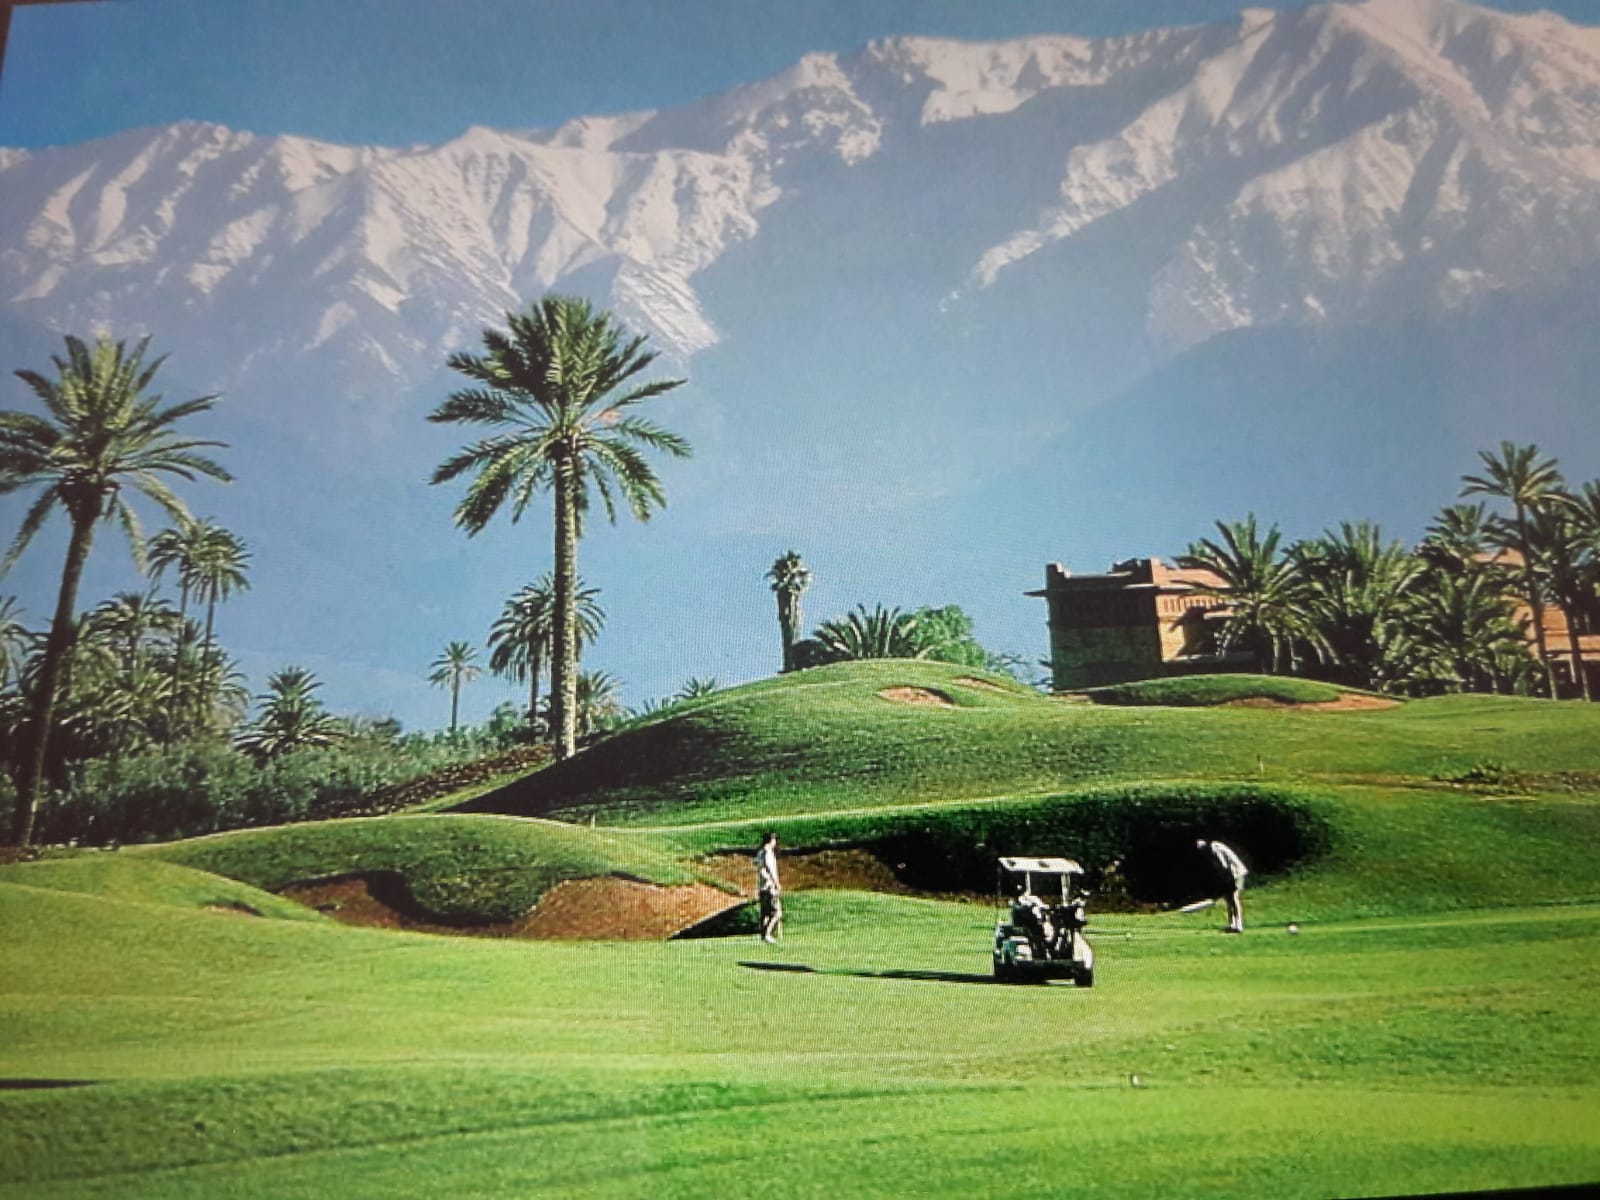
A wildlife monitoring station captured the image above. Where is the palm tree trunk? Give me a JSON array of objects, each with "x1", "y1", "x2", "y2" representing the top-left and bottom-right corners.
[
  {"x1": 528, "y1": 647, "x2": 543, "y2": 730},
  {"x1": 552, "y1": 460, "x2": 579, "y2": 760},
  {"x1": 1514, "y1": 505, "x2": 1558, "y2": 697},
  {"x1": 1560, "y1": 603, "x2": 1591, "y2": 701},
  {"x1": 199, "y1": 595, "x2": 218, "y2": 732},
  {"x1": 777, "y1": 591, "x2": 797, "y2": 673},
  {"x1": 450, "y1": 675, "x2": 461, "y2": 732},
  {"x1": 13, "y1": 515, "x2": 97, "y2": 847},
  {"x1": 168, "y1": 581, "x2": 190, "y2": 741}
]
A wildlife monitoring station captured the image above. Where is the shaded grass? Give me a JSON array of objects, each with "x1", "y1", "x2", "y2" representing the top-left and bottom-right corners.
[
  {"x1": 132, "y1": 814, "x2": 697, "y2": 923},
  {"x1": 1083, "y1": 673, "x2": 1344, "y2": 706}
]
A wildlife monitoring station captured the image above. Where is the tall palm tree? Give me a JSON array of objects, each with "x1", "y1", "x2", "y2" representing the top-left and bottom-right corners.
[
  {"x1": 0, "y1": 335, "x2": 229, "y2": 846},
  {"x1": 1523, "y1": 502, "x2": 1591, "y2": 701},
  {"x1": 429, "y1": 641, "x2": 482, "y2": 733},
  {"x1": 1177, "y1": 515, "x2": 1326, "y2": 674},
  {"x1": 487, "y1": 573, "x2": 603, "y2": 728},
  {"x1": 148, "y1": 515, "x2": 208, "y2": 729},
  {"x1": 86, "y1": 590, "x2": 180, "y2": 676},
  {"x1": 190, "y1": 525, "x2": 250, "y2": 723},
  {"x1": 235, "y1": 667, "x2": 344, "y2": 761},
  {"x1": 1462, "y1": 442, "x2": 1564, "y2": 696},
  {"x1": 429, "y1": 295, "x2": 690, "y2": 760},
  {"x1": 812, "y1": 604, "x2": 928, "y2": 662},
  {"x1": 766, "y1": 550, "x2": 812, "y2": 673}
]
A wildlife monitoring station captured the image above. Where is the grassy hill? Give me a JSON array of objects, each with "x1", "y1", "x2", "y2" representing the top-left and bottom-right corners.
[{"x1": 4, "y1": 663, "x2": 1600, "y2": 1196}]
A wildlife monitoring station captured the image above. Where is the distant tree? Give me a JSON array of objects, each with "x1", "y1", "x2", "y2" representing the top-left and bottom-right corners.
[
  {"x1": 675, "y1": 676, "x2": 720, "y2": 701},
  {"x1": 1419, "y1": 503, "x2": 1495, "y2": 574},
  {"x1": 1523, "y1": 502, "x2": 1591, "y2": 701},
  {"x1": 430, "y1": 296, "x2": 690, "y2": 760},
  {"x1": 766, "y1": 550, "x2": 812, "y2": 673},
  {"x1": 0, "y1": 596, "x2": 31, "y2": 687},
  {"x1": 1462, "y1": 442, "x2": 1564, "y2": 696},
  {"x1": 190, "y1": 525, "x2": 250, "y2": 720},
  {"x1": 569, "y1": 669, "x2": 625, "y2": 739},
  {"x1": 235, "y1": 667, "x2": 344, "y2": 760},
  {"x1": 1178, "y1": 515, "x2": 1326, "y2": 674},
  {"x1": 1394, "y1": 569, "x2": 1529, "y2": 694},
  {"x1": 487, "y1": 573, "x2": 603, "y2": 729},
  {"x1": 0, "y1": 335, "x2": 229, "y2": 845},
  {"x1": 811, "y1": 604, "x2": 928, "y2": 662},
  {"x1": 429, "y1": 641, "x2": 482, "y2": 733},
  {"x1": 1294, "y1": 522, "x2": 1423, "y2": 691}
]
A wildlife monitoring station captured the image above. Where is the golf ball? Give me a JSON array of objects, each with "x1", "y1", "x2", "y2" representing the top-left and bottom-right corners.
[{"x1": 1286, "y1": 923, "x2": 1300, "y2": 934}]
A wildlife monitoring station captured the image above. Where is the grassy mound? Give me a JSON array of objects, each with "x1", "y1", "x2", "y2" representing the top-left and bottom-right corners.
[
  {"x1": 459, "y1": 661, "x2": 1600, "y2": 827},
  {"x1": 0, "y1": 854, "x2": 322, "y2": 922},
  {"x1": 1083, "y1": 673, "x2": 1345, "y2": 706},
  {"x1": 136, "y1": 814, "x2": 694, "y2": 925}
]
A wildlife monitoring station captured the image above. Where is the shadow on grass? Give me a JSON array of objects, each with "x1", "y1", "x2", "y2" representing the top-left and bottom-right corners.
[{"x1": 738, "y1": 961, "x2": 1006, "y2": 986}]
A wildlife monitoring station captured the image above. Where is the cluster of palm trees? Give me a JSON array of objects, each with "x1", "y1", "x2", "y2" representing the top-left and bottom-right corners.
[
  {"x1": 1179, "y1": 443, "x2": 1599, "y2": 698},
  {"x1": 428, "y1": 295, "x2": 691, "y2": 761},
  {"x1": 0, "y1": 335, "x2": 235, "y2": 845}
]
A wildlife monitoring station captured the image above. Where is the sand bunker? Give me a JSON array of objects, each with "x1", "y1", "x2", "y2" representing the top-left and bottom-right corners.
[
  {"x1": 954, "y1": 676, "x2": 1008, "y2": 693},
  {"x1": 1225, "y1": 693, "x2": 1399, "y2": 711},
  {"x1": 877, "y1": 686, "x2": 956, "y2": 707},
  {"x1": 282, "y1": 874, "x2": 740, "y2": 941}
]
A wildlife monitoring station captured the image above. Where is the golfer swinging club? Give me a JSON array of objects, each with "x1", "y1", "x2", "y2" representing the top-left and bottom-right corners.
[
  {"x1": 755, "y1": 831, "x2": 783, "y2": 943},
  {"x1": 1197, "y1": 838, "x2": 1248, "y2": 933}
]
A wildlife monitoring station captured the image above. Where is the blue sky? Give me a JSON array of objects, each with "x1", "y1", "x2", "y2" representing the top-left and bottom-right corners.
[
  {"x1": 1, "y1": 0, "x2": 1588, "y2": 149},
  {"x1": 3, "y1": 0, "x2": 1597, "y2": 732}
]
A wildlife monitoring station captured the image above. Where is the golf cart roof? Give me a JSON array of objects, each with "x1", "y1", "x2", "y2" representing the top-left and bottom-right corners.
[{"x1": 998, "y1": 856, "x2": 1083, "y2": 875}]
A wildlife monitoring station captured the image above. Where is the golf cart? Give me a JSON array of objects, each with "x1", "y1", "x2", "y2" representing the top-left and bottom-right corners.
[{"x1": 993, "y1": 856, "x2": 1094, "y2": 986}]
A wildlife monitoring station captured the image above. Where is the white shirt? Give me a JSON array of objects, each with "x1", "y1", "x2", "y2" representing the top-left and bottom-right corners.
[
  {"x1": 1209, "y1": 841, "x2": 1248, "y2": 885},
  {"x1": 755, "y1": 844, "x2": 781, "y2": 893}
]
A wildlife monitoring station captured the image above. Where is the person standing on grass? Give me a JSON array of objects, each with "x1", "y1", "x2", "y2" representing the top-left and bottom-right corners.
[
  {"x1": 755, "y1": 831, "x2": 783, "y2": 943},
  {"x1": 1197, "y1": 838, "x2": 1248, "y2": 933}
]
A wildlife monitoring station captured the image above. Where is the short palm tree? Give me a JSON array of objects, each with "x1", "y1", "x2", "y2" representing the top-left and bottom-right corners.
[
  {"x1": 0, "y1": 596, "x2": 31, "y2": 688},
  {"x1": 1522, "y1": 502, "x2": 1591, "y2": 700},
  {"x1": 767, "y1": 550, "x2": 812, "y2": 673},
  {"x1": 1419, "y1": 503, "x2": 1495, "y2": 574},
  {"x1": 235, "y1": 667, "x2": 344, "y2": 760},
  {"x1": 429, "y1": 641, "x2": 482, "y2": 733},
  {"x1": 1462, "y1": 442, "x2": 1564, "y2": 696},
  {"x1": 0, "y1": 335, "x2": 229, "y2": 846},
  {"x1": 429, "y1": 296, "x2": 690, "y2": 760},
  {"x1": 1295, "y1": 521, "x2": 1423, "y2": 690},
  {"x1": 487, "y1": 573, "x2": 603, "y2": 728},
  {"x1": 812, "y1": 604, "x2": 928, "y2": 662},
  {"x1": 1178, "y1": 515, "x2": 1326, "y2": 674}
]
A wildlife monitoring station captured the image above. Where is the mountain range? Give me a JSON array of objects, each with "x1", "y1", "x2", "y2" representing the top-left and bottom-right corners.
[{"x1": 3, "y1": 0, "x2": 1598, "y2": 726}]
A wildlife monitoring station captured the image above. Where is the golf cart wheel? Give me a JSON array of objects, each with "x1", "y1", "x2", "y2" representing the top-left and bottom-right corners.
[{"x1": 1077, "y1": 966, "x2": 1095, "y2": 988}]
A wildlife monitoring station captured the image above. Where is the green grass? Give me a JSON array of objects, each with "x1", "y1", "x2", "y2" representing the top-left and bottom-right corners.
[
  {"x1": 460, "y1": 662, "x2": 1600, "y2": 825},
  {"x1": 5, "y1": 664, "x2": 1600, "y2": 1196},
  {"x1": 133, "y1": 814, "x2": 698, "y2": 923},
  {"x1": 1083, "y1": 673, "x2": 1344, "y2": 706},
  {"x1": 1, "y1": 874, "x2": 1596, "y2": 1198}
]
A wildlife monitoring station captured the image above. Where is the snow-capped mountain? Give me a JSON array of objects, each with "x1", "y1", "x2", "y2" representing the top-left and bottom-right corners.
[
  {"x1": 5, "y1": 0, "x2": 1598, "y2": 401},
  {"x1": 3, "y1": 0, "x2": 1599, "y2": 728}
]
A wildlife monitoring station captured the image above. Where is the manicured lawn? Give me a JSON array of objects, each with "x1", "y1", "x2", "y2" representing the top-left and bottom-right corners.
[{"x1": 2, "y1": 877, "x2": 1597, "y2": 1198}]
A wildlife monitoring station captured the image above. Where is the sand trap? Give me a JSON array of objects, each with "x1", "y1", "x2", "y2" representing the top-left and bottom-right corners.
[
  {"x1": 954, "y1": 676, "x2": 1008, "y2": 693},
  {"x1": 877, "y1": 686, "x2": 955, "y2": 707},
  {"x1": 1225, "y1": 693, "x2": 1399, "y2": 711},
  {"x1": 282, "y1": 873, "x2": 740, "y2": 941}
]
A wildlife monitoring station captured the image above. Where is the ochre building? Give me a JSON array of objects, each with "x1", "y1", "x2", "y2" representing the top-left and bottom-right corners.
[{"x1": 1029, "y1": 558, "x2": 1250, "y2": 692}]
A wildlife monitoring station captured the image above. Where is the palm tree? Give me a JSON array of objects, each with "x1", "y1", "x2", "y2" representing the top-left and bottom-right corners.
[
  {"x1": 1397, "y1": 569, "x2": 1529, "y2": 694},
  {"x1": 235, "y1": 667, "x2": 344, "y2": 761},
  {"x1": 190, "y1": 525, "x2": 249, "y2": 721},
  {"x1": 86, "y1": 590, "x2": 180, "y2": 675},
  {"x1": 1462, "y1": 442, "x2": 1564, "y2": 696},
  {"x1": 572, "y1": 668, "x2": 625, "y2": 739},
  {"x1": 149, "y1": 518, "x2": 248, "y2": 730},
  {"x1": 0, "y1": 596, "x2": 30, "y2": 688},
  {"x1": 766, "y1": 550, "x2": 812, "y2": 673},
  {"x1": 1419, "y1": 503, "x2": 1495, "y2": 574},
  {"x1": 487, "y1": 573, "x2": 603, "y2": 728},
  {"x1": 1177, "y1": 515, "x2": 1326, "y2": 674},
  {"x1": 429, "y1": 296, "x2": 690, "y2": 760},
  {"x1": 675, "y1": 676, "x2": 720, "y2": 701},
  {"x1": 1523, "y1": 502, "x2": 1591, "y2": 701},
  {"x1": 429, "y1": 641, "x2": 482, "y2": 733},
  {"x1": 812, "y1": 604, "x2": 928, "y2": 662},
  {"x1": 1294, "y1": 521, "x2": 1423, "y2": 691},
  {"x1": 0, "y1": 335, "x2": 229, "y2": 845}
]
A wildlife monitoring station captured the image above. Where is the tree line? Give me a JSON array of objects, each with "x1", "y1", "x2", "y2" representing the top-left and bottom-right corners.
[{"x1": 1176, "y1": 443, "x2": 1599, "y2": 699}]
